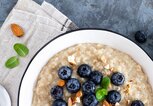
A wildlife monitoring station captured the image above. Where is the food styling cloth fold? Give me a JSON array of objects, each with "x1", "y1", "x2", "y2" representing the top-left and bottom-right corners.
[{"x1": 0, "y1": 0, "x2": 78, "y2": 105}]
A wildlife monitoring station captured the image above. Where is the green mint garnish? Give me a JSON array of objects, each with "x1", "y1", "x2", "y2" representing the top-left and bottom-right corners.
[
  {"x1": 101, "y1": 77, "x2": 111, "y2": 89},
  {"x1": 96, "y1": 88, "x2": 107, "y2": 101},
  {"x1": 5, "y1": 56, "x2": 19, "y2": 69},
  {"x1": 13, "y1": 43, "x2": 29, "y2": 57}
]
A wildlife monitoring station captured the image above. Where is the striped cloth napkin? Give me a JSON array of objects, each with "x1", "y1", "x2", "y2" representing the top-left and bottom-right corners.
[{"x1": 0, "y1": 0, "x2": 77, "y2": 106}]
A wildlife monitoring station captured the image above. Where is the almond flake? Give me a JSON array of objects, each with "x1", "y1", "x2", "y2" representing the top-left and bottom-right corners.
[
  {"x1": 102, "y1": 100, "x2": 111, "y2": 106},
  {"x1": 68, "y1": 55, "x2": 76, "y2": 65},
  {"x1": 124, "y1": 84, "x2": 130, "y2": 94},
  {"x1": 74, "y1": 97, "x2": 80, "y2": 103},
  {"x1": 76, "y1": 91, "x2": 83, "y2": 98},
  {"x1": 117, "y1": 87, "x2": 121, "y2": 91},
  {"x1": 115, "y1": 102, "x2": 120, "y2": 106},
  {"x1": 104, "y1": 64, "x2": 110, "y2": 70},
  {"x1": 57, "y1": 79, "x2": 65, "y2": 87},
  {"x1": 126, "y1": 100, "x2": 130, "y2": 105},
  {"x1": 68, "y1": 97, "x2": 73, "y2": 106},
  {"x1": 110, "y1": 67, "x2": 115, "y2": 72}
]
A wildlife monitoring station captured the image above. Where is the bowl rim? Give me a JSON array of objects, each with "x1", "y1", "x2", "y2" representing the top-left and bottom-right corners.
[{"x1": 17, "y1": 28, "x2": 153, "y2": 106}]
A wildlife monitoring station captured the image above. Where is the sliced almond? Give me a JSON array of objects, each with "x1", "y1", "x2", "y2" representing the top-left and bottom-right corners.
[
  {"x1": 102, "y1": 100, "x2": 111, "y2": 106},
  {"x1": 124, "y1": 84, "x2": 130, "y2": 94},
  {"x1": 110, "y1": 67, "x2": 115, "y2": 72},
  {"x1": 11, "y1": 24, "x2": 24, "y2": 37},
  {"x1": 76, "y1": 90, "x2": 83, "y2": 98},
  {"x1": 73, "y1": 97, "x2": 80, "y2": 103},
  {"x1": 68, "y1": 55, "x2": 76, "y2": 65},
  {"x1": 68, "y1": 97, "x2": 73, "y2": 106},
  {"x1": 104, "y1": 64, "x2": 110, "y2": 70},
  {"x1": 115, "y1": 102, "x2": 120, "y2": 106},
  {"x1": 116, "y1": 87, "x2": 121, "y2": 91},
  {"x1": 57, "y1": 80, "x2": 65, "y2": 87},
  {"x1": 126, "y1": 100, "x2": 130, "y2": 105}
]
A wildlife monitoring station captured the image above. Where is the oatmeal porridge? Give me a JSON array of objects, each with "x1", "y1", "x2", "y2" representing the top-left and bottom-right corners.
[{"x1": 32, "y1": 43, "x2": 153, "y2": 106}]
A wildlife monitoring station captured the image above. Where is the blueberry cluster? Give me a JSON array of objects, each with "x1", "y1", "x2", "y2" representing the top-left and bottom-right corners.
[{"x1": 50, "y1": 64, "x2": 144, "y2": 106}]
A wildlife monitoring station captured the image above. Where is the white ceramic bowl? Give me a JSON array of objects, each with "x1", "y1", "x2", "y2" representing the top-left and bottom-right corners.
[{"x1": 18, "y1": 29, "x2": 153, "y2": 106}]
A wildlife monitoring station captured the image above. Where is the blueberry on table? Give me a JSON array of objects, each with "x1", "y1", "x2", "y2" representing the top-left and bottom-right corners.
[
  {"x1": 82, "y1": 80, "x2": 96, "y2": 94},
  {"x1": 131, "y1": 100, "x2": 144, "y2": 106},
  {"x1": 58, "y1": 66, "x2": 72, "y2": 80},
  {"x1": 89, "y1": 71, "x2": 103, "y2": 85},
  {"x1": 106, "y1": 90, "x2": 121, "y2": 104},
  {"x1": 82, "y1": 94, "x2": 99, "y2": 106},
  {"x1": 77, "y1": 64, "x2": 92, "y2": 78},
  {"x1": 135, "y1": 31, "x2": 147, "y2": 43},
  {"x1": 111, "y1": 72, "x2": 125, "y2": 86},
  {"x1": 52, "y1": 99, "x2": 67, "y2": 106},
  {"x1": 66, "y1": 78, "x2": 81, "y2": 93},
  {"x1": 51, "y1": 86, "x2": 63, "y2": 99}
]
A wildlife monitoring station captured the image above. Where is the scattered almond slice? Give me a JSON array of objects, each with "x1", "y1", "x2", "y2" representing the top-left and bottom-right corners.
[
  {"x1": 11, "y1": 23, "x2": 24, "y2": 37},
  {"x1": 102, "y1": 100, "x2": 112, "y2": 106},
  {"x1": 68, "y1": 97, "x2": 73, "y2": 106},
  {"x1": 116, "y1": 87, "x2": 121, "y2": 91},
  {"x1": 104, "y1": 64, "x2": 110, "y2": 70},
  {"x1": 57, "y1": 79, "x2": 65, "y2": 87},
  {"x1": 115, "y1": 102, "x2": 120, "y2": 106},
  {"x1": 68, "y1": 55, "x2": 76, "y2": 65},
  {"x1": 76, "y1": 90, "x2": 83, "y2": 98},
  {"x1": 110, "y1": 67, "x2": 115, "y2": 72},
  {"x1": 74, "y1": 97, "x2": 80, "y2": 103},
  {"x1": 126, "y1": 100, "x2": 130, "y2": 105},
  {"x1": 124, "y1": 84, "x2": 130, "y2": 94}
]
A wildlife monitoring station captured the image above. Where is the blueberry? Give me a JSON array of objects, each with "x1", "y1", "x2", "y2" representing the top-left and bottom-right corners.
[
  {"x1": 51, "y1": 86, "x2": 63, "y2": 99},
  {"x1": 52, "y1": 99, "x2": 67, "y2": 106},
  {"x1": 89, "y1": 71, "x2": 103, "y2": 85},
  {"x1": 82, "y1": 94, "x2": 98, "y2": 106},
  {"x1": 82, "y1": 80, "x2": 96, "y2": 94},
  {"x1": 106, "y1": 90, "x2": 121, "y2": 104},
  {"x1": 58, "y1": 66, "x2": 72, "y2": 80},
  {"x1": 131, "y1": 100, "x2": 144, "y2": 106},
  {"x1": 66, "y1": 78, "x2": 81, "y2": 93},
  {"x1": 111, "y1": 72, "x2": 125, "y2": 86},
  {"x1": 77, "y1": 64, "x2": 92, "y2": 78},
  {"x1": 135, "y1": 31, "x2": 147, "y2": 43}
]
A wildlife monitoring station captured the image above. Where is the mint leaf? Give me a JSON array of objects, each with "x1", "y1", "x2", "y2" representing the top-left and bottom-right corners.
[
  {"x1": 101, "y1": 77, "x2": 111, "y2": 89},
  {"x1": 5, "y1": 56, "x2": 19, "y2": 69},
  {"x1": 96, "y1": 88, "x2": 107, "y2": 101},
  {"x1": 14, "y1": 43, "x2": 29, "y2": 57}
]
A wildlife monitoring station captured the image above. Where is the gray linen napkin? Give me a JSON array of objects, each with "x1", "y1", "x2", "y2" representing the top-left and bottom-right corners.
[{"x1": 0, "y1": 0, "x2": 77, "y2": 106}]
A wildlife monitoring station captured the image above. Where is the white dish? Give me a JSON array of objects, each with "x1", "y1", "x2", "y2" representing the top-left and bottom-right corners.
[
  {"x1": 18, "y1": 29, "x2": 153, "y2": 106},
  {"x1": 0, "y1": 85, "x2": 11, "y2": 106}
]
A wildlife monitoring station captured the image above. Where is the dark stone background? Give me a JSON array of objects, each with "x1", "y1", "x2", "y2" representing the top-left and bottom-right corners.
[{"x1": 0, "y1": 0, "x2": 153, "y2": 59}]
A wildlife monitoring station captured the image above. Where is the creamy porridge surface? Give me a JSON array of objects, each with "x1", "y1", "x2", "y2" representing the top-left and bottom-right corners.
[{"x1": 32, "y1": 43, "x2": 153, "y2": 106}]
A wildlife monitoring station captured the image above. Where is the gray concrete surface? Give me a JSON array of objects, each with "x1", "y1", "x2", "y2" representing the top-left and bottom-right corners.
[{"x1": 0, "y1": 0, "x2": 153, "y2": 59}]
